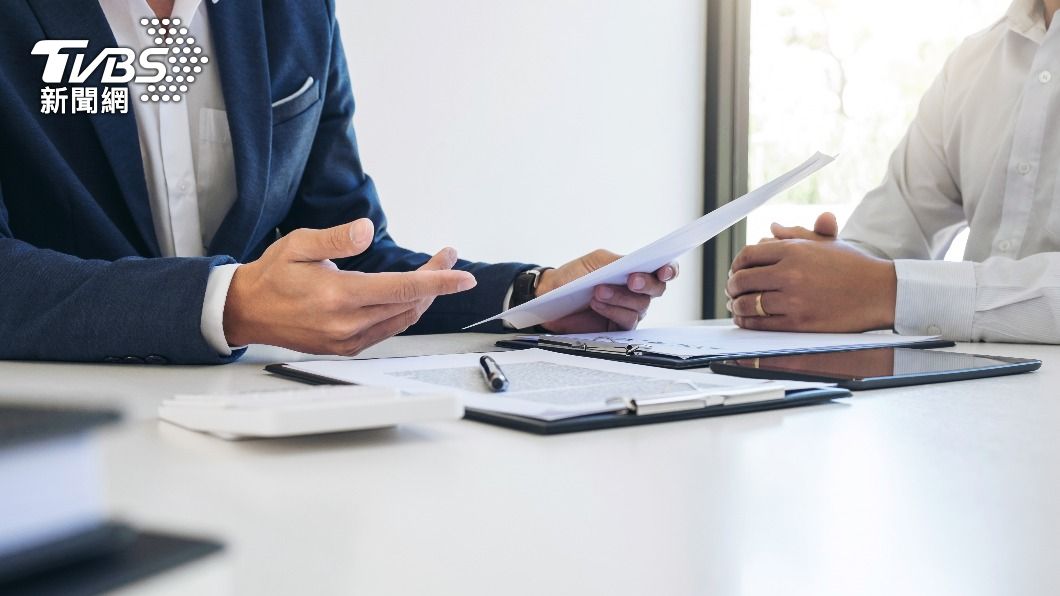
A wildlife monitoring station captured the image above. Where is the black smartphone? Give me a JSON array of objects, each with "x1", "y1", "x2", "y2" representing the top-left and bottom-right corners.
[{"x1": 709, "y1": 348, "x2": 1041, "y2": 390}]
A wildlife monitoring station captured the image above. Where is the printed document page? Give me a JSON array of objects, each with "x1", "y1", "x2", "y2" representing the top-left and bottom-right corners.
[
  {"x1": 282, "y1": 350, "x2": 795, "y2": 421},
  {"x1": 466, "y1": 151, "x2": 835, "y2": 330}
]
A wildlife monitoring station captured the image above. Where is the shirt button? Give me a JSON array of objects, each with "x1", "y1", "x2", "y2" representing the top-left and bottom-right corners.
[
  {"x1": 998, "y1": 239, "x2": 1013, "y2": 252},
  {"x1": 1040, "y1": 70, "x2": 1052, "y2": 84},
  {"x1": 1017, "y1": 162, "x2": 1032, "y2": 175},
  {"x1": 927, "y1": 325, "x2": 942, "y2": 335}
]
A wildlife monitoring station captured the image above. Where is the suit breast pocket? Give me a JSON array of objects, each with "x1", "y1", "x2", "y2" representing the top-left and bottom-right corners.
[{"x1": 272, "y1": 77, "x2": 321, "y2": 126}]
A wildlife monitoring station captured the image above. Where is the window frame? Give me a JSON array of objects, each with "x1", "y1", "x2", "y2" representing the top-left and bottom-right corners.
[{"x1": 702, "y1": 0, "x2": 751, "y2": 318}]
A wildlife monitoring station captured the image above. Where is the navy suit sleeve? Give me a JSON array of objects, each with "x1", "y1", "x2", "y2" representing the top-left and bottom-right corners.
[
  {"x1": 0, "y1": 177, "x2": 243, "y2": 364},
  {"x1": 278, "y1": 12, "x2": 533, "y2": 333}
]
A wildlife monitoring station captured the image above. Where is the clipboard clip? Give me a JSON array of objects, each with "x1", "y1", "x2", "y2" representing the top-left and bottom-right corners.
[
  {"x1": 537, "y1": 337, "x2": 653, "y2": 357},
  {"x1": 622, "y1": 392, "x2": 727, "y2": 416},
  {"x1": 617, "y1": 384, "x2": 786, "y2": 416}
]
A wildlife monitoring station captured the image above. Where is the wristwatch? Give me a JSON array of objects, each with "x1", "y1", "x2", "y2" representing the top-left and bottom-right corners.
[{"x1": 509, "y1": 267, "x2": 552, "y2": 309}]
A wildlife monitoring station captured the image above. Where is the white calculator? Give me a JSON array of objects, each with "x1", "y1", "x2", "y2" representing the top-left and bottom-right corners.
[{"x1": 158, "y1": 385, "x2": 463, "y2": 439}]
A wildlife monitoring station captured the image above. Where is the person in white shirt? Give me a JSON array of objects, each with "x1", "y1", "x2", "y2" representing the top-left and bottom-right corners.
[{"x1": 726, "y1": 0, "x2": 1060, "y2": 344}]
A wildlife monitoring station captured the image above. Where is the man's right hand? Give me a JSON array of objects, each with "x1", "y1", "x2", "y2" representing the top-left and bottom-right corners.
[{"x1": 222, "y1": 218, "x2": 476, "y2": 356}]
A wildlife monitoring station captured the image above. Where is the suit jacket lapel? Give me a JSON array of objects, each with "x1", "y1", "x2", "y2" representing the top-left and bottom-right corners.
[
  {"x1": 204, "y1": 0, "x2": 273, "y2": 260},
  {"x1": 26, "y1": 0, "x2": 273, "y2": 260},
  {"x1": 26, "y1": 0, "x2": 161, "y2": 257}
]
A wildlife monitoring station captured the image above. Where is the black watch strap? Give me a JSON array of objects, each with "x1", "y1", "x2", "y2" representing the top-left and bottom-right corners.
[{"x1": 510, "y1": 267, "x2": 551, "y2": 309}]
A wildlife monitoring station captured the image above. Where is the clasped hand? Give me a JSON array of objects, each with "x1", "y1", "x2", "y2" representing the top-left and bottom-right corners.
[{"x1": 726, "y1": 212, "x2": 897, "y2": 332}]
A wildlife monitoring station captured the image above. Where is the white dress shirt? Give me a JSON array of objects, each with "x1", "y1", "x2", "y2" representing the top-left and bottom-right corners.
[
  {"x1": 842, "y1": 0, "x2": 1060, "y2": 343},
  {"x1": 99, "y1": 0, "x2": 239, "y2": 354}
]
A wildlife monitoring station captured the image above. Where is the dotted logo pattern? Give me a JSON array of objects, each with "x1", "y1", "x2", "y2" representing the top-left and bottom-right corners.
[{"x1": 137, "y1": 17, "x2": 209, "y2": 103}]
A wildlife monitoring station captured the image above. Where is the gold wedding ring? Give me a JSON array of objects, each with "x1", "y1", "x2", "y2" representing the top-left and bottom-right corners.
[{"x1": 754, "y1": 292, "x2": 770, "y2": 317}]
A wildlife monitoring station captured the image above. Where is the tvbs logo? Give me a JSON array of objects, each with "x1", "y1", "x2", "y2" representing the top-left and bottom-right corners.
[{"x1": 32, "y1": 17, "x2": 208, "y2": 115}]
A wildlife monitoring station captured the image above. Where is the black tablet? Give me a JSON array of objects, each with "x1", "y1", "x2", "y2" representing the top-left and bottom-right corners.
[{"x1": 709, "y1": 348, "x2": 1041, "y2": 390}]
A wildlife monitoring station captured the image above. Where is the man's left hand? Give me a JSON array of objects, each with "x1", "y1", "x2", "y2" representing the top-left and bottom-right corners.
[
  {"x1": 536, "y1": 250, "x2": 678, "y2": 333},
  {"x1": 726, "y1": 235, "x2": 897, "y2": 333}
]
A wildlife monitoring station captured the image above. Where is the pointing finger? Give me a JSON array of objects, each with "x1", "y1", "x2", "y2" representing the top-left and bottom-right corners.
[
  {"x1": 349, "y1": 270, "x2": 477, "y2": 305},
  {"x1": 418, "y1": 247, "x2": 458, "y2": 272}
]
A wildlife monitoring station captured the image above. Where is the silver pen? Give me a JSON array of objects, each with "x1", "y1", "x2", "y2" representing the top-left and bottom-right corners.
[{"x1": 479, "y1": 355, "x2": 510, "y2": 392}]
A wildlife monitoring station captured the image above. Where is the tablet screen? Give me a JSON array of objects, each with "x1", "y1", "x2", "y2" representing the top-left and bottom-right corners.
[{"x1": 726, "y1": 348, "x2": 1019, "y2": 381}]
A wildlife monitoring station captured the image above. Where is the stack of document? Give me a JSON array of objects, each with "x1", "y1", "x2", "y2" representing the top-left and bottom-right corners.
[
  {"x1": 521, "y1": 326, "x2": 944, "y2": 361},
  {"x1": 273, "y1": 350, "x2": 811, "y2": 422},
  {"x1": 0, "y1": 406, "x2": 224, "y2": 592},
  {"x1": 0, "y1": 406, "x2": 117, "y2": 579}
]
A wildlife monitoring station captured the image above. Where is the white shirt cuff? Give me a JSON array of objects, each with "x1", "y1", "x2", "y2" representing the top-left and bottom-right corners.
[
  {"x1": 893, "y1": 259, "x2": 976, "y2": 340},
  {"x1": 200, "y1": 263, "x2": 242, "y2": 356},
  {"x1": 501, "y1": 283, "x2": 517, "y2": 330}
]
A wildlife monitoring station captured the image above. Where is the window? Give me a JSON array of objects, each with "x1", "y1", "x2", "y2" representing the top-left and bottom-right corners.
[{"x1": 745, "y1": 0, "x2": 1010, "y2": 258}]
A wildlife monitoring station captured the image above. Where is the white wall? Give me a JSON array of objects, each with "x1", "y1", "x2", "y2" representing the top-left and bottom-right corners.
[{"x1": 336, "y1": 1, "x2": 707, "y2": 324}]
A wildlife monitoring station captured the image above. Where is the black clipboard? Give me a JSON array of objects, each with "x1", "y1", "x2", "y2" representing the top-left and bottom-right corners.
[
  {"x1": 496, "y1": 336, "x2": 956, "y2": 370},
  {"x1": 265, "y1": 364, "x2": 852, "y2": 435},
  {"x1": 463, "y1": 387, "x2": 849, "y2": 435}
]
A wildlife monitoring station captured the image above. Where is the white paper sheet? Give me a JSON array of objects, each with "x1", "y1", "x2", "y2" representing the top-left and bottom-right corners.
[
  {"x1": 281, "y1": 349, "x2": 803, "y2": 421},
  {"x1": 532, "y1": 326, "x2": 941, "y2": 359},
  {"x1": 466, "y1": 151, "x2": 835, "y2": 330}
]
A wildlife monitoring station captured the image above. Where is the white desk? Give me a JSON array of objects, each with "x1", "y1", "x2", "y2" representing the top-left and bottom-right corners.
[{"x1": 3, "y1": 326, "x2": 1058, "y2": 596}]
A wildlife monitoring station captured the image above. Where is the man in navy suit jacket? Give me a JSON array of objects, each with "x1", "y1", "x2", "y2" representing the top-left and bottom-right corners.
[{"x1": 0, "y1": 0, "x2": 677, "y2": 364}]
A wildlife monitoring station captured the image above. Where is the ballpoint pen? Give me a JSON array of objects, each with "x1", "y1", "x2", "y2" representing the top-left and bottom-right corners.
[{"x1": 478, "y1": 355, "x2": 510, "y2": 392}]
